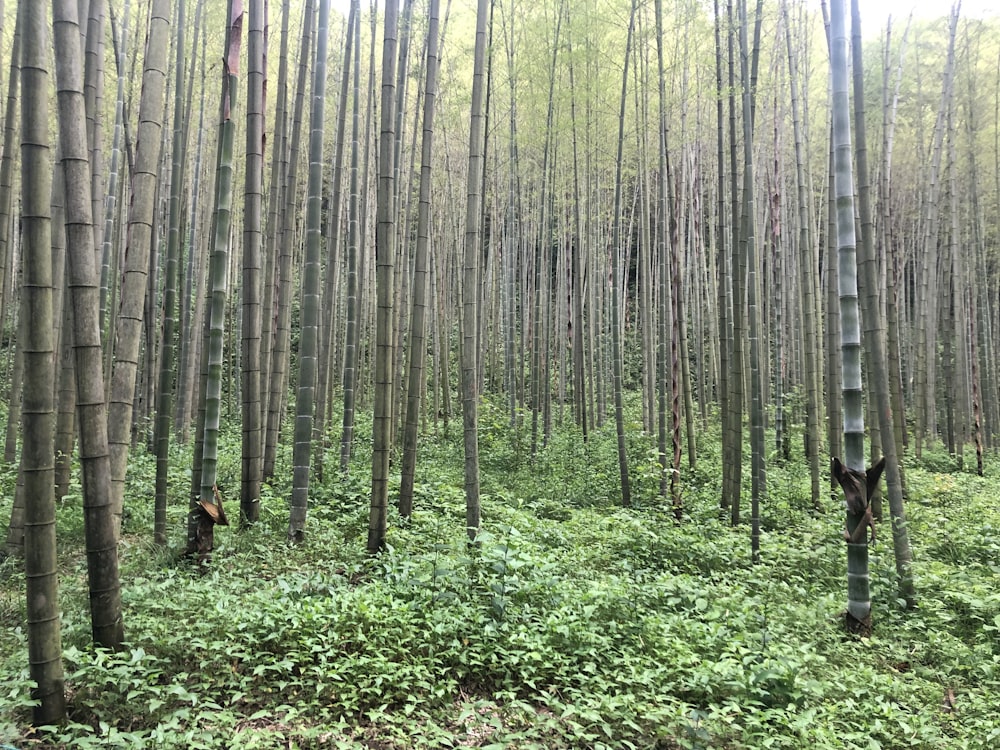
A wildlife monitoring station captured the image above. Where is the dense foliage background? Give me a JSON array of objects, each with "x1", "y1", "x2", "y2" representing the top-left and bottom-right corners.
[
  {"x1": 2, "y1": 0, "x2": 1000, "y2": 745},
  {"x1": 3, "y1": 398, "x2": 999, "y2": 748}
]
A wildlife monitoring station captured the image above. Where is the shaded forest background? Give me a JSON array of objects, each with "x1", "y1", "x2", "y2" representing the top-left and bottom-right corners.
[{"x1": 1, "y1": 0, "x2": 1000, "y2": 746}]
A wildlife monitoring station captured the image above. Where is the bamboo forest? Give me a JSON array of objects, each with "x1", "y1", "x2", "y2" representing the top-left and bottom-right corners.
[{"x1": 2, "y1": 0, "x2": 1000, "y2": 746}]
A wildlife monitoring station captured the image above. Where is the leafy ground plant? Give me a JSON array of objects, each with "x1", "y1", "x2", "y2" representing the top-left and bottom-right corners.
[{"x1": 1, "y1": 406, "x2": 999, "y2": 748}]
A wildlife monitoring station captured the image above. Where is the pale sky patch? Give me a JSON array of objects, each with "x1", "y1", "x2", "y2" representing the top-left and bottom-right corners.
[{"x1": 823, "y1": 0, "x2": 996, "y2": 27}]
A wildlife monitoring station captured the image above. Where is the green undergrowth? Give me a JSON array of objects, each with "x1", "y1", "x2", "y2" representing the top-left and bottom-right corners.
[{"x1": 2, "y1": 402, "x2": 999, "y2": 748}]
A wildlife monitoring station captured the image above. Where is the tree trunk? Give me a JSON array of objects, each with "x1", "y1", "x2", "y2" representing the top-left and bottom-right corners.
[
  {"x1": 83, "y1": 0, "x2": 107, "y2": 260},
  {"x1": 460, "y1": 0, "x2": 490, "y2": 540},
  {"x1": 738, "y1": 0, "x2": 766, "y2": 561},
  {"x1": 566, "y1": 17, "x2": 587, "y2": 443},
  {"x1": 368, "y1": 0, "x2": 401, "y2": 552},
  {"x1": 265, "y1": 0, "x2": 313, "y2": 479},
  {"x1": 53, "y1": 0, "x2": 125, "y2": 649},
  {"x1": 314, "y1": 2, "x2": 355, "y2": 482},
  {"x1": 609, "y1": 0, "x2": 637, "y2": 509},
  {"x1": 175, "y1": 20, "x2": 207, "y2": 440},
  {"x1": 100, "y1": 3, "x2": 129, "y2": 333},
  {"x1": 153, "y1": 0, "x2": 189, "y2": 545},
  {"x1": 107, "y1": 0, "x2": 171, "y2": 536},
  {"x1": 530, "y1": 1, "x2": 561, "y2": 460},
  {"x1": 783, "y1": 0, "x2": 820, "y2": 510},
  {"x1": 850, "y1": 0, "x2": 914, "y2": 608},
  {"x1": 831, "y1": 0, "x2": 871, "y2": 634},
  {"x1": 259, "y1": 0, "x2": 289, "y2": 445},
  {"x1": 399, "y1": 0, "x2": 441, "y2": 516},
  {"x1": 914, "y1": 7, "x2": 958, "y2": 456},
  {"x1": 0, "y1": 11, "x2": 20, "y2": 341},
  {"x1": 288, "y1": 0, "x2": 332, "y2": 543},
  {"x1": 340, "y1": 0, "x2": 362, "y2": 472},
  {"x1": 724, "y1": 0, "x2": 744, "y2": 524},
  {"x1": 21, "y1": 0, "x2": 67, "y2": 721},
  {"x1": 713, "y1": 0, "x2": 730, "y2": 515},
  {"x1": 190, "y1": 0, "x2": 243, "y2": 558},
  {"x1": 241, "y1": 0, "x2": 265, "y2": 525}
]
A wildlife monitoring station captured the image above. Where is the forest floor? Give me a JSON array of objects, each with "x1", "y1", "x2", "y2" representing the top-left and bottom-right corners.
[{"x1": 2, "y1": 399, "x2": 999, "y2": 748}]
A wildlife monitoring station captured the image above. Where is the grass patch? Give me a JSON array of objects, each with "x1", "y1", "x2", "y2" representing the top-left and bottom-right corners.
[{"x1": 2, "y1": 403, "x2": 999, "y2": 748}]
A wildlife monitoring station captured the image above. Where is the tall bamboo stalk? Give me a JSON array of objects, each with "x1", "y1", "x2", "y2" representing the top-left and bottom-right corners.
[
  {"x1": 153, "y1": 0, "x2": 188, "y2": 546},
  {"x1": 609, "y1": 0, "x2": 637, "y2": 509},
  {"x1": 241, "y1": 0, "x2": 265, "y2": 525},
  {"x1": 340, "y1": 0, "x2": 362, "y2": 471},
  {"x1": 460, "y1": 0, "x2": 490, "y2": 540},
  {"x1": 784, "y1": 0, "x2": 820, "y2": 510},
  {"x1": 851, "y1": 0, "x2": 914, "y2": 607},
  {"x1": 399, "y1": 0, "x2": 441, "y2": 516},
  {"x1": 107, "y1": 0, "x2": 171, "y2": 535},
  {"x1": 265, "y1": 0, "x2": 313, "y2": 479},
  {"x1": 288, "y1": 0, "x2": 331, "y2": 543},
  {"x1": 369, "y1": 0, "x2": 401, "y2": 552},
  {"x1": 191, "y1": 0, "x2": 243, "y2": 556},
  {"x1": 0, "y1": 12, "x2": 20, "y2": 342},
  {"x1": 21, "y1": 0, "x2": 67, "y2": 722},
  {"x1": 53, "y1": 0, "x2": 125, "y2": 649},
  {"x1": 314, "y1": 2, "x2": 355, "y2": 481},
  {"x1": 831, "y1": 0, "x2": 870, "y2": 633}
]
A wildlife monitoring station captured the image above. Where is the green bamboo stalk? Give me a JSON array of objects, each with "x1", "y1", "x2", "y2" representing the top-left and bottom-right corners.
[
  {"x1": 260, "y1": 0, "x2": 291, "y2": 438},
  {"x1": 20, "y1": 0, "x2": 67, "y2": 722},
  {"x1": 458, "y1": 0, "x2": 489, "y2": 542},
  {"x1": 340, "y1": 0, "x2": 362, "y2": 472},
  {"x1": 107, "y1": 0, "x2": 171, "y2": 536},
  {"x1": 0, "y1": 12, "x2": 20, "y2": 348},
  {"x1": 265, "y1": 0, "x2": 313, "y2": 479},
  {"x1": 241, "y1": 0, "x2": 265, "y2": 525},
  {"x1": 288, "y1": 0, "x2": 332, "y2": 543},
  {"x1": 609, "y1": 0, "x2": 637, "y2": 509},
  {"x1": 153, "y1": 0, "x2": 188, "y2": 545},
  {"x1": 53, "y1": 0, "x2": 124, "y2": 649},
  {"x1": 194, "y1": 0, "x2": 243, "y2": 556},
  {"x1": 314, "y1": 1, "x2": 355, "y2": 483},
  {"x1": 850, "y1": 0, "x2": 914, "y2": 608},
  {"x1": 830, "y1": 0, "x2": 870, "y2": 632},
  {"x1": 369, "y1": 0, "x2": 401, "y2": 552},
  {"x1": 399, "y1": 0, "x2": 441, "y2": 516},
  {"x1": 99, "y1": 1, "x2": 128, "y2": 334}
]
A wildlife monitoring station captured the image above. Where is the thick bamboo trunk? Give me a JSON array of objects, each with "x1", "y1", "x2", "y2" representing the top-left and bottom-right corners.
[
  {"x1": 21, "y1": 0, "x2": 67, "y2": 721},
  {"x1": 288, "y1": 0, "x2": 332, "y2": 544},
  {"x1": 368, "y1": 0, "x2": 401, "y2": 552},
  {"x1": 399, "y1": 0, "x2": 441, "y2": 516}
]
